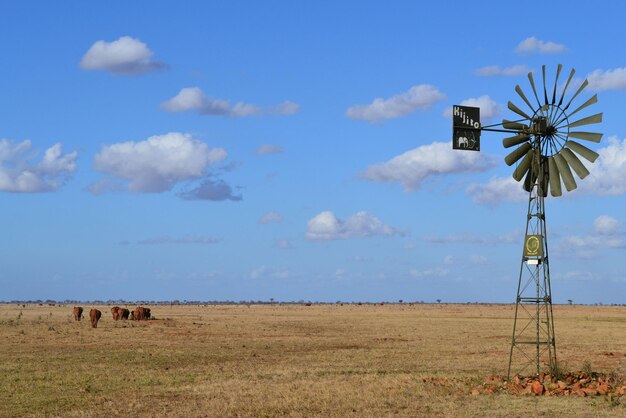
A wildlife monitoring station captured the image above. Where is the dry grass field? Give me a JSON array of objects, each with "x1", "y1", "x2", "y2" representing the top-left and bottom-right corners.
[{"x1": 0, "y1": 303, "x2": 624, "y2": 417}]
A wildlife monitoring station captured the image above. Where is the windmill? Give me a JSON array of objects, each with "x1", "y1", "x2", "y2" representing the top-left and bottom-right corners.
[{"x1": 452, "y1": 64, "x2": 603, "y2": 379}]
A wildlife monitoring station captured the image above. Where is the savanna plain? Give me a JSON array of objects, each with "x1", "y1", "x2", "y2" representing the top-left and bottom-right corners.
[{"x1": 0, "y1": 303, "x2": 624, "y2": 417}]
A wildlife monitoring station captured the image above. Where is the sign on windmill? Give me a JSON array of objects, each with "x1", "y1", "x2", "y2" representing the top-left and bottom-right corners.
[
  {"x1": 452, "y1": 105, "x2": 481, "y2": 151},
  {"x1": 523, "y1": 235, "x2": 543, "y2": 257}
]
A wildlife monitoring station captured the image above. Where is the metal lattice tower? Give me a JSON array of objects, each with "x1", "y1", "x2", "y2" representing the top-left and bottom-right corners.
[
  {"x1": 452, "y1": 64, "x2": 603, "y2": 379},
  {"x1": 507, "y1": 142, "x2": 557, "y2": 379}
]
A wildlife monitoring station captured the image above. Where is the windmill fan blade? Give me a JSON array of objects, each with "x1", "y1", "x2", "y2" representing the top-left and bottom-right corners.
[
  {"x1": 523, "y1": 167, "x2": 538, "y2": 193},
  {"x1": 554, "y1": 153, "x2": 577, "y2": 192},
  {"x1": 558, "y1": 68, "x2": 576, "y2": 106},
  {"x1": 512, "y1": 150, "x2": 533, "y2": 181},
  {"x1": 503, "y1": 134, "x2": 530, "y2": 148},
  {"x1": 567, "y1": 94, "x2": 598, "y2": 119},
  {"x1": 565, "y1": 140, "x2": 599, "y2": 163},
  {"x1": 542, "y1": 65, "x2": 549, "y2": 105},
  {"x1": 508, "y1": 101, "x2": 532, "y2": 120},
  {"x1": 552, "y1": 64, "x2": 562, "y2": 104},
  {"x1": 564, "y1": 79, "x2": 589, "y2": 110},
  {"x1": 502, "y1": 120, "x2": 528, "y2": 130},
  {"x1": 568, "y1": 113, "x2": 603, "y2": 128},
  {"x1": 527, "y1": 72, "x2": 543, "y2": 108},
  {"x1": 561, "y1": 148, "x2": 590, "y2": 179},
  {"x1": 515, "y1": 85, "x2": 535, "y2": 111},
  {"x1": 548, "y1": 157, "x2": 562, "y2": 197},
  {"x1": 568, "y1": 131, "x2": 603, "y2": 143},
  {"x1": 505, "y1": 142, "x2": 532, "y2": 166}
]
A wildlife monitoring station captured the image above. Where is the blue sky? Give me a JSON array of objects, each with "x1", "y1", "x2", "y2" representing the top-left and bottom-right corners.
[{"x1": 2, "y1": 1, "x2": 626, "y2": 303}]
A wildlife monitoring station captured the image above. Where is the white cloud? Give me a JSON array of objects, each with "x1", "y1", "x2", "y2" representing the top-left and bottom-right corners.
[
  {"x1": 553, "y1": 271, "x2": 598, "y2": 281},
  {"x1": 275, "y1": 239, "x2": 294, "y2": 249},
  {"x1": 361, "y1": 141, "x2": 496, "y2": 191},
  {"x1": 557, "y1": 236, "x2": 587, "y2": 249},
  {"x1": 80, "y1": 36, "x2": 165, "y2": 75},
  {"x1": 161, "y1": 87, "x2": 299, "y2": 117},
  {"x1": 92, "y1": 132, "x2": 227, "y2": 193},
  {"x1": 466, "y1": 176, "x2": 527, "y2": 205},
  {"x1": 272, "y1": 269, "x2": 291, "y2": 279},
  {"x1": 557, "y1": 222, "x2": 626, "y2": 257},
  {"x1": 0, "y1": 139, "x2": 77, "y2": 192},
  {"x1": 256, "y1": 144, "x2": 284, "y2": 155},
  {"x1": 410, "y1": 267, "x2": 449, "y2": 278},
  {"x1": 423, "y1": 229, "x2": 522, "y2": 246},
  {"x1": 593, "y1": 215, "x2": 622, "y2": 235},
  {"x1": 475, "y1": 65, "x2": 530, "y2": 76},
  {"x1": 588, "y1": 67, "x2": 626, "y2": 91},
  {"x1": 443, "y1": 95, "x2": 501, "y2": 120},
  {"x1": 580, "y1": 137, "x2": 626, "y2": 196},
  {"x1": 249, "y1": 266, "x2": 267, "y2": 280},
  {"x1": 466, "y1": 138, "x2": 626, "y2": 202},
  {"x1": 558, "y1": 235, "x2": 626, "y2": 250},
  {"x1": 346, "y1": 84, "x2": 445, "y2": 123},
  {"x1": 468, "y1": 255, "x2": 488, "y2": 265},
  {"x1": 177, "y1": 177, "x2": 242, "y2": 201},
  {"x1": 249, "y1": 265, "x2": 291, "y2": 279},
  {"x1": 306, "y1": 210, "x2": 402, "y2": 240},
  {"x1": 432, "y1": 253, "x2": 490, "y2": 267},
  {"x1": 557, "y1": 215, "x2": 625, "y2": 254},
  {"x1": 515, "y1": 37, "x2": 567, "y2": 54},
  {"x1": 259, "y1": 211, "x2": 283, "y2": 224}
]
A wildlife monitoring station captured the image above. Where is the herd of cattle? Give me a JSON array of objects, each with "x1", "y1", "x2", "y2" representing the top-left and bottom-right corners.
[{"x1": 72, "y1": 306, "x2": 152, "y2": 328}]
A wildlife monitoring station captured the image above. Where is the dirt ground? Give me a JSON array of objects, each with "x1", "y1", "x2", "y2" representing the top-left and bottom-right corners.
[{"x1": 0, "y1": 303, "x2": 624, "y2": 417}]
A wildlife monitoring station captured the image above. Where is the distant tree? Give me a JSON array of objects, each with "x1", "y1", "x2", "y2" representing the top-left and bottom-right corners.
[
  {"x1": 568, "y1": 299, "x2": 573, "y2": 305},
  {"x1": 398, "y1": 299, "x2": 403, "y2": 304},
  {"x1": 436, "y1": 299, "x2": 442, "y2": 304}
]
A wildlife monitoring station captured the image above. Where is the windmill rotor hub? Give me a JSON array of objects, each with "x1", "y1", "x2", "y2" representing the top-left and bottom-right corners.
[{"x1": 546, "y1": 125, "x2": 557, "y2": 136}]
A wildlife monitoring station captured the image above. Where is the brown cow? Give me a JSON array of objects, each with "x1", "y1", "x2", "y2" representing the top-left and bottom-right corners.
[
  {"x1": 134, "y1": 307, "x2": 145, "y2": 321},
  {"x1": 119, "y1": 308, "x2": 130, "y2": 320},
  {"x1": 133, "y1": 306, "x2": 151, "y2": 321},
  {"x1": 89, "y1": 309, "x2": 102, "y2": 328},
  {"x1": 73, "y1": 306, "x2": 83, "y2": 321},
  {"x1": 110, "y1": 306, "x2": 121, "y2": 321},
  {"x1": 129, "y1": 311, "x2": 135, "y2": 320}
]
